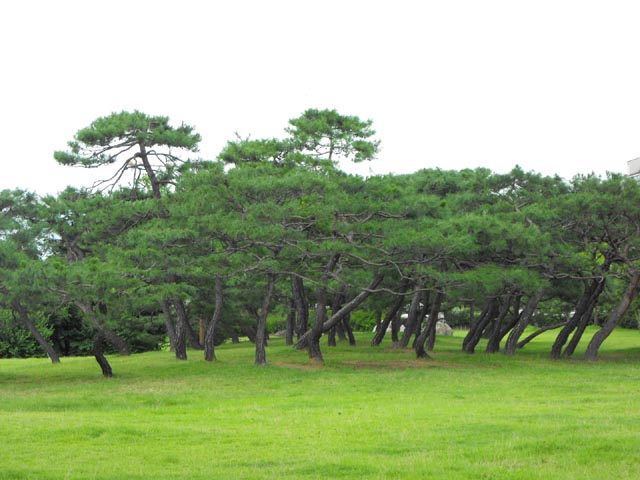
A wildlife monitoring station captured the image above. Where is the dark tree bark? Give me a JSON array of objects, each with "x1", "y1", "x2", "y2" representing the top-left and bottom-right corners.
[
  {"x1": 161, "y1": 299, "x2": 177, "y2": 352},
  {"x1": 415, "y1": 290, "x2": 443, "y2": 359},
  {"x1": 93, "y1": 331, "x2": 113, "y2": 378},
  {"x1": 504, "y1": 289, "x2": 545, "y2": 355},
  {"x1": 584, "y1": 271, "x2": 640, "y2": 361},
  {"x1": 371, "y1": 281, "x2": 408, "y2": 346},
  {"x1": 391, "y1": 313, "x2": 401, "y2": 343},
  {"x1": 204, "y1": 276, "x2": 224, "y2": 362},
  {"x1": 291, "y1": 275, "x2": 309, "y2": 340},
  {"x1": 76, "y1": 301, "x2": 130, "y2": 356},
  {"x1": 397, "y1": 283, "x2": 423, "y2": 349},
  {"x1": 425, "y1": 290, "x2": 444, "y2": 351},
  {"x1": 255, "y1": 273, "x2": 276, "y2": 366},
  {"x1": 171, "y1": 297, "x2": 188, "y2": 360},
  {"x1": 328, "y1": 286, "x2": 346, "y2": 347},
  {"x1": 516, "y1": 321, "x2": 568, "y2": 349},
  {"x1": 462, "y1": 297, "x2": 498, "y2": 354},
  {"x1": 285, "y1": 297, "x2": 295, "y2": 346},
  {"x1": 174, "y1": 298, "x2": 202, "y2": 350},
  {"x1": 342, "y1": 313, "x2": 356, "y2": 346},
  {"x1": 485, "y1": 294, "x2": 513, "y2": 353},
  {"x1": 412, "y1": 290, "x2": 431, "y2": 349},
  {"x1": 551, "y1": 258, "x2": 611, "y2": 359},
  {"x1": 296, "y1": 272, "x2": 384, "y2": 358},
  {"x1": 305, "y1": 254, "x2": 340, "y2": 363},
  {"x1": 13, "y1": 301, "x2": 60, "y2": 363},
  {"x1": 563, "y1": 299, "x2": 597, "y2": 357}
]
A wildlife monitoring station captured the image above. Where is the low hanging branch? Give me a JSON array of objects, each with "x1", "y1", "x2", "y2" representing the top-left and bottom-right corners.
[
  {"x1": 516, "y1": 321, "x2": 569, "y2": 349},
  {"x1": 295, "y1": 273, "x2": 384, "y2": 350}
]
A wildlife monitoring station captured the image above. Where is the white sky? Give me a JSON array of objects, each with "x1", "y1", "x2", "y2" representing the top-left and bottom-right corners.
[{"x1": 1, "y1": 0, "x2": 639, "y2": 195}]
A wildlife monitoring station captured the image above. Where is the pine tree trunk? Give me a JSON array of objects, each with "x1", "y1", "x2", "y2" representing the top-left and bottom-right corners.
[
  {"x1": 285, "y1": 297, "x2": 295, "y2": 346},
  {"x1": 171, "y1": 298, "x2": 188, "y2": 360},
  {"x1": 504, "y1": 289, "x2": 544, "y2": 355},
  {"x1": 371, "y1": 281, "x2": 408, "y2": 346},
  {"x1": 75, "y1": 301, "x2": 130, "y2": 356},
  {"x1": 551, "y1": 258, "x2": 610, "y2": 359},
  {"x1": 255, "y1": 273, "x2": 276, "y2": 366},
  {"x1": 204, "y1": 276, "x2": 224, "y2": 362},
  {"x1": 13, "y1": 301, "x2": 60, "y2": 363},
  {"x1": 485, "y1": 294, "x2": 512, "y2": 353},
  {"x1": 291, "y1": 275, "x2": 309, "y2": 340},
  {"x1": 161, "y1": 299, "x2": 177, "y2": 352},
  {"x1": 397, "y1": 284, "x2": 423, "y2": 348},
  {"x1": 584, "y1": 271, "x2": 640, "y2": 361},
  {"x1": 343, "y1": 314, "x2": 356, "y2": 346},
  {"x1": 93, "y1": 331, "x2": 113, "y2": 377},
  {"x1": 462, "y1": 297, "x2": 497, "y2": 354},
  {"x1": 563, "y1": 301, "x2": 596, "y2": 357},
  {"x1": 425, "y1": 290, "x2": 444, "y2": 351}
]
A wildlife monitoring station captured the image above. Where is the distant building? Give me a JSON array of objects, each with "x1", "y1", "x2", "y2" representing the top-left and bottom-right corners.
[{"x1": 628, "y1": 158, "x2": 640, "y2": 179}]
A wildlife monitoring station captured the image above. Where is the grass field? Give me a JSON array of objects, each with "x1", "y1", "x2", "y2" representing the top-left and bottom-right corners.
[{"x1": 1, "y1": 327, "x2": 640, "y2": 479}]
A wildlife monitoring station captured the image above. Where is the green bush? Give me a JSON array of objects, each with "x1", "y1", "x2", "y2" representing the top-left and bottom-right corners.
[{"x1": 0, "y1": 310, "x2": 53, "y2": 358}]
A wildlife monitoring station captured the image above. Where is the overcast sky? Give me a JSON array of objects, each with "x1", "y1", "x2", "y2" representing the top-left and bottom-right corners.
[{"x1": 1, "y1": 0, "x2": 639, "y2": 195}]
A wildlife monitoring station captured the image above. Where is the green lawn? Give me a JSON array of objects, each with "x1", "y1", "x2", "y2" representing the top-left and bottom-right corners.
[{"x1": 1, "y1": 327, "x2": 640, "y2": 479}]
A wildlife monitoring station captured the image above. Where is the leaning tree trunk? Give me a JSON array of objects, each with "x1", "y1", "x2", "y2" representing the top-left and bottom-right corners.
[
  {"x1": 415, "y1": 291, "x2": 443, "y2": 359},
  {"x1": 397, "y1": 284, "x2": 423, "y2": 349},
  {"x1": 371, "y1": 281, "x2": 408, "y2": 346},
  {"x1": 551, "y1": 258, "x2": 611, "y2": 359},
  {"x1": 504, "y1": 289, "x2": 545, "y2": 355},
  {"x1": 255, "y1": 273, "x2": 276, "y2": 366},
  {"x1": 75, "y1": 301, "x2": 130, "y2": 356},
  {"x1": 93, "y1": 331, "x2": 113, "y2": 378},
  {"x1": 342, "y1": 313, "x2": 356, "y2": 346},
  {"x1": 425, "y1": 290, "x2": 444, "y2": 351},
  {"x1": 13, "y1": 301, "x2": 60, "y2": 363},
  {"x1": 204, "y1": 276, "x2": 224, "y2": 362},
  {"x1": 296, "y1": 273, "x2": 384, "y2": 358},
  {"x1": 563, "y1": 299, "x2": 598, "y2": 357},
  {"x1": 584, "y1": 271, "x2": 640, "y2": 361},
  {"x1": 462, "y1": 297, "x2": 498, "y2": 354},
  {"x1": 304, "y1": 254, "x2": 340, "y2": 363},
  {"x1": 485, "y1": 294, "x2": 513, "y2": 354}
]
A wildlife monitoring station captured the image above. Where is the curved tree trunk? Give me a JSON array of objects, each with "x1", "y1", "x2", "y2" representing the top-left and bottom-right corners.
[
  {"x1": 371, "y1": 281, "x2": 408, "y2": 346},
  {"x1": 485, "y1": 294, "x2": 513, "y2": 353},
  {"x1": 584, "y1": 271, "x2": 640, "y2": 361},
  {"x1": 462, "y1": 297, "x2": 497, "y2": 354},
  {"x1": 255, "y1": 273, "x2": 276, "y2": 366},
  {"x1": 306, "y1": 254, "x2": 340, "y2": 362},
  {"x1": 425, "y1": 290, "x2": 444, "y2": 351},
  {"x1": 75, "y1": 301, "x2": 130, "y2": 356},
  {"x1": 551, "y1": 258, "x2": 611, "y2": 359},
  {"x1": 563, "y1": 300, "x2": 597, "y2": 357},
  {"x1": 204, "y1": 276, "x2": 224, "y2": 361},
  {"x1": 504, "y1": 289, "x2": 544, "y2": 355},
  {"x1": 415, "y1": 290, "x2": 443, "y2": 359},
  {"x1": 397, "y1": 283, "x2": 423, "y2": 349},
  {"x1": 13, "y1": 301, "x2": 60, "y2": 363},
  {"x1": 93, "y1": 331, "x2": 113, "y2": 377}
]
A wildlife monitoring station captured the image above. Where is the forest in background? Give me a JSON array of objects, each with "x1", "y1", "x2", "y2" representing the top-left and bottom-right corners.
[{"x1": 2, "y1": 109, "x2": 640, "y2": 376}]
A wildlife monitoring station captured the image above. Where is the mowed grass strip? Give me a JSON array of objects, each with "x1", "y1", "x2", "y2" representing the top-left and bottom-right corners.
[{"x1": 1, "y1": 327, "x2": 640, "y2": 479}]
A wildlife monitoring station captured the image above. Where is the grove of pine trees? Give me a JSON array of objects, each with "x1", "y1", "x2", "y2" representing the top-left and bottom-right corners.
[{"x1": 2, "y1": 109, "x2": 640, "y2": 376}]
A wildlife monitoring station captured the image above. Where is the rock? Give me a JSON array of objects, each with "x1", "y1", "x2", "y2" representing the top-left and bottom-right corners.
[{"x1": 435, "y1": 320, "x2": 453, "y2": 336}]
